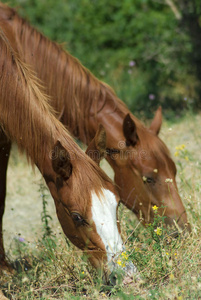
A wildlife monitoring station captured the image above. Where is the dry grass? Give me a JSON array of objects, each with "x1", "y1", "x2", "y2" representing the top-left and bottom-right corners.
[{"x1": 1, "y1": 112, "x2": 201, "y2": 299}]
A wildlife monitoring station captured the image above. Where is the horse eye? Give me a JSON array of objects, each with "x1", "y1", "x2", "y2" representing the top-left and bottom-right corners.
[
  {"x1": 71, "y1": 212, "x2": 85, "y2": 226},
  {"x1": 143, "y1": 176, "x2": 156, "y2": 184},
  {"x1": 146, "y1": 177, "x2": 155, "y2": 184}
]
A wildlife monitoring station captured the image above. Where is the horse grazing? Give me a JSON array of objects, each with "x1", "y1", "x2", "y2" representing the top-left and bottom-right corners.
[
  {"x1": 0, "y1": 3, "x2": 191, "y2": 235},
  {"x1": 0, "y1": 24, "x2": 126, "y2": 280}
]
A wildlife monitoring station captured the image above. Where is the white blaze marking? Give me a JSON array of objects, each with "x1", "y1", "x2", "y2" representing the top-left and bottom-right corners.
[{"x1": 91, "y1": 189, "x2": 123, "y2": 262}]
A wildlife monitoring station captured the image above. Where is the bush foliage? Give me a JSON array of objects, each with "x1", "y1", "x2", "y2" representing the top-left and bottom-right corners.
[{"x1": 4, "y1": 0, "x2": 201, "y2": 116}]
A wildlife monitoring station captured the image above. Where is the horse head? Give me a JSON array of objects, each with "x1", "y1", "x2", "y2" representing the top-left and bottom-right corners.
[
  {"x1": 105, "y1": 107, "x2": 191, "y2": 236},
  {"x1": 44, "y1": 125, "x2": 135, "y2": 281}
]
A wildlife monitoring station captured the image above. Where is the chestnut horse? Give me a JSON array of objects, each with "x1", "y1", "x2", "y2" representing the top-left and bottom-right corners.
[
  {"x1": 0, "y1": 24, "x2": 126, "y2": 278},
  {"x1": 0, "y1": 3, "x2": 190, "y2": 234}
]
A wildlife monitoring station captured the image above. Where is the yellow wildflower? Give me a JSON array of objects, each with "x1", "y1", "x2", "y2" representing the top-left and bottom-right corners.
[
  {"x1": 117, "y1": 259, "x2": 126, "y2": 267},
  {"x1": 152, "y1": 205, "x2": 158, "y2": 212},
  {"x1": 185, "y1": 156, "x2": 189, "y2": 161},
  {"x1": 117, "y1": 259, "x2": 122, "y2": 266},
  {"x1": 169, "y1": 273, "x2": 174, "y2": 280},
  {"x1": 154, "y1": 227, "x2": 162, "y2": 236},
  {"x1": 166, "y1": 252, "x2": 169, "y2": 255},
  {"x1": 80, "y1": 271, "x2": 85, "y2": 278},
  {"x1": 174, "y1": 151, "x2": 179, "y2": 157},
  {"x1": 175, "y1": 144, "x2": 186, "y2": 151},
  {"x1": 121, "y1": 251, "x2": 129, "y2": 260},
  {"x1": 101, "y1": 293, "x2": 107, "y2": 298}
]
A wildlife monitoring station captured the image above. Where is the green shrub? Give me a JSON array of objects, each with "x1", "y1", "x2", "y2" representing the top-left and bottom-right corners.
[{"x1": 3, "y1": 0, "x2": 201, "y2": 117}]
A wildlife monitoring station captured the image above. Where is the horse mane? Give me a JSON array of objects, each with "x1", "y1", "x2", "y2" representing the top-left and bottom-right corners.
[
  {"x1": 0, "y1": 22, "x2": 57, "y2": 166},
  {"x1": 0, "y1": 3, "x2": 127, "y2": 142},
  {"x1": 0, "y1": 22, "x2": 113, "y2": 208}
]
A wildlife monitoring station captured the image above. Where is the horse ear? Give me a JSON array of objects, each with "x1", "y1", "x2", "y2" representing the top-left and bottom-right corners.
[
  {"x1": 86, "y1": 124, "x2": 106, "y2": 164},
  {"x1": 123, "y1": 114, "x2": 138, "y2": 147},
  {"x1": 51, "y1": 141, "x2": 72, "y2": 180},
  {"x1": 149, "y1": 106, "x2": 162, "y2": 135}
]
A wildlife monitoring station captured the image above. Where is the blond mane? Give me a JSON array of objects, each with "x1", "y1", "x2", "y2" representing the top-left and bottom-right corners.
[{"x1": 0, "y1": 22, "x2": 113, "y2": 208}]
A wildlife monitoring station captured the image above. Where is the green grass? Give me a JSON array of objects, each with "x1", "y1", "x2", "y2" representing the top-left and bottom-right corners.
[{"x1": 1, "y1": 112, "x2": 201, "y2": 299}]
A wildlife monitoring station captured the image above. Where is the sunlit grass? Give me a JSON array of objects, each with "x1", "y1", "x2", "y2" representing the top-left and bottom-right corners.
[{"x1": 1, "y1": 113, "x2": 201, "y2": 299}]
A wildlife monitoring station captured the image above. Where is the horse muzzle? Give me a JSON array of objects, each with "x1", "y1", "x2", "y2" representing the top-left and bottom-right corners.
[{"x1": 103, "y1": 255, "x2": 138, "y2": 286}]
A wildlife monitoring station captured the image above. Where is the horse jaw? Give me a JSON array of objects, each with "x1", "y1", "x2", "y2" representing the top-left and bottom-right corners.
[{"x1": 91, "y1": 189, "x2": 123, "y2": 262}]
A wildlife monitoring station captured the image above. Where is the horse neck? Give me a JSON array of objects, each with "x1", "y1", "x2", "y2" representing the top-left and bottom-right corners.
[{"x1": 10, "y1": 25, "x2": 82, "y2": 139}]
